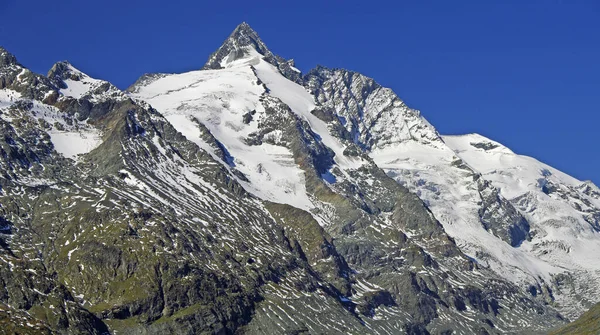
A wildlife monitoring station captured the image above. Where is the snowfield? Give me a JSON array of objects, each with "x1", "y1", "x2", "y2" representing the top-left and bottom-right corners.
[
  {"x1": 48, "y1": 131, "x2": 102, "y2": 159},
  {"x1": 0, "y1": 88, "x2": 102, "y2": 159},
  {"x1": 130, "y1": 53, "x2": 315, "y2": 211}
]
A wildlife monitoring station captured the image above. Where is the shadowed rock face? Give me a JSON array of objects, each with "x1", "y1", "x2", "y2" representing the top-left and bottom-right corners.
[
  {"x1": 477, "y1": 178, "x2": 532, "y2": 247},
  {"x1": 0, "y1": 23, "x2": 583, "y2": 334}
]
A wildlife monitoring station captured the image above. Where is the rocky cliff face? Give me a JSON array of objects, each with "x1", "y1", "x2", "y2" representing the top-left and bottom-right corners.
[{"x1": 0, "y1": 23, "x2": 598, "y2": 334}]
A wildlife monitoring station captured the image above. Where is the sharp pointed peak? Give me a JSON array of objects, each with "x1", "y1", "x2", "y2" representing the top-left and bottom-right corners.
[
  {"x1": 53, "y1": 60, "x2": 73, "y2": 66},
  {"x1": 228, "y1": 22, "x2": 263, "y2": 41},
  {"x1": 49, "y1": 60, "x2": 73, "y2": 71},
  {"x1": 226, "y1": 21, "x2": 266, "y2": 50},
  {"x1": 48, "y1": 60, "x2": 87, "y2": 82},
  {"x1": 0, "y1": 46, "x2": 19, "y2": 67},
  {"x1": 201, "y1": 23, "x2": 304, "y2": 83},
  {"x1": 202, "y1": 22, "x2": 271, "y2": 70},
  {"x1": 233, "y1": 21, "x2": 255, "y2": 33}
]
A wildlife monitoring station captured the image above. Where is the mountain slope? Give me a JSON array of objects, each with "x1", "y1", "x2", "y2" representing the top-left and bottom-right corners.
[
  {"x1": 443, "y1": 134, "x2": 600, "y2": 315},
  {"x1": 317, "y1": 67, "x2": 600, "y2": 319},
  {"x1": 550, "y1": 302, "x2": 600, "y2": 335},
  {"x1": 1, "y1": 21, "x2": 598, "y2": 334}
]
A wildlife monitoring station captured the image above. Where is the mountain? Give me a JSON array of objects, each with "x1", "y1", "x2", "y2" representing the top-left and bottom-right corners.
[{"x1": 0, "y1": 22, "x2": 598, "y2": 334}]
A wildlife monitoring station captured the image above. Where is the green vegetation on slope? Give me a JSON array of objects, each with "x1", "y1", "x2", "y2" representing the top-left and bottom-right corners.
[{"x1": 551, "y1": 303, "x2": 600, "y2": 335}]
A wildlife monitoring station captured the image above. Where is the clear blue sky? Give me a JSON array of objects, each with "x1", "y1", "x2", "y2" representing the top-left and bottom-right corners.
[{"x1": 1, "y1": 0, "x2": 598, "y2": 184}]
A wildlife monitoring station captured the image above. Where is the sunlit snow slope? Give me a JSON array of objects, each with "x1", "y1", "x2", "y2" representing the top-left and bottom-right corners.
[
  {"x1": 130, "y1": 52, "x2": 316, "y2": 210},
  {"x1": 444, "y1": 134, "x2": 600, "y2": 314}
]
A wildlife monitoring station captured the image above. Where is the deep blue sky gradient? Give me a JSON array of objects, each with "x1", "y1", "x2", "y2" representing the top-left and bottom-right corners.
[{"x1": 1, "y1": 0, "x2": 598, "y2": 184}]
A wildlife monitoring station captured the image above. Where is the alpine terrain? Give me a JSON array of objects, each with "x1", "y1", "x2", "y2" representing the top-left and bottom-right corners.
[{"x1": 1, "y1": 22, "x2": 598, "y2": 334}]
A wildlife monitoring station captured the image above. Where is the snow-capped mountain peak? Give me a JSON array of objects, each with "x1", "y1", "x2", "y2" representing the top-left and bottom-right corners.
[
  {"x1": 203, "y1": 22, "x2": 302, "y2": 82},
  {"x1": 47, "y1": 61, "x2": 86, "y2": 86},
  {"x1": 202, "y1": 22, "x2": 271, "y2": 70},
  {"x1": 48, "y1": 61, "x2": 123, "y2": 101}
]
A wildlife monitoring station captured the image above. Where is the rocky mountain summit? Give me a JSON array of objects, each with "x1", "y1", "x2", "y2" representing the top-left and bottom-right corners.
[{"x1": 0, "y1": 23, "x2": 598, "y2": 334}]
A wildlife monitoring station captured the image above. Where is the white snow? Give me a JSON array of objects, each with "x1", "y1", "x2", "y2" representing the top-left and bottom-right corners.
[
  {"x1": 58, "y1": 63, "x2": 122, "y2": 102},
  {"x1": 372, "y1": 131, "x2": 600, "y2": 317},
  {"x1": 371, "y1": 141, "x2": 562, "y2": 283},
  {"x1": 443, "y1": 134, "x2": 582, "y2": 198},
  {"x1": 443, "y1": 134, "x2": 600, "y2": 274},
  {"x1": 30, "y1": 98, "x2": 102, "y2": 159},
  {"x1": 130, "y1": 56, "x2": 315, "y2": 210},
  {"x1": 48, "y1": 130, "x2": 102, "y2": 158},
  {"x1": 67, "y1": 247, "x2": 78, "y2": 261},
  {"x1": 0, "y1": 88, "x2": 103, "y2": 159},
  {"x1": 59, "y1": 64, "x2": 105, "y2": 99},
  {"x1": 132, "y1": 47, "x2": 369, "y2": 211},
  {"x1": 61, "y1": 79, "x2": 94, "y2": 99},
  {"x1": 0, "y1": 89, "x2": 19, "y2": 111}
]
